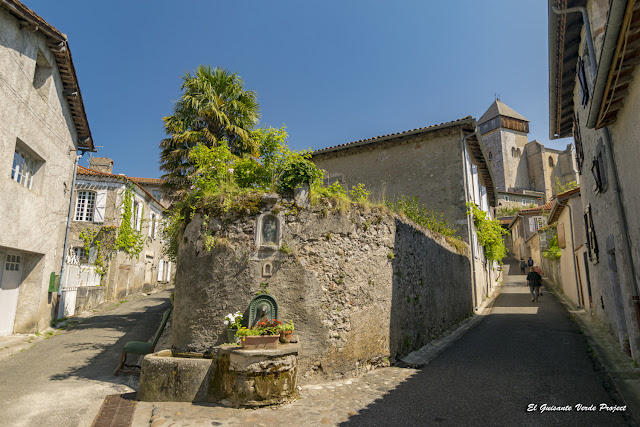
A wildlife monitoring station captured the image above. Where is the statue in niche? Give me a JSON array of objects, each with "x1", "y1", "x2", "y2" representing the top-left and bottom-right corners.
[{"x1": 261, "y1": 215, "x2": 278, "y2": 246}]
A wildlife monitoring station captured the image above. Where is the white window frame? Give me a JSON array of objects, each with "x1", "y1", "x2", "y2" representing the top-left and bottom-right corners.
[
  {"x1": 505, "y1": 195, "x2": 510, "y2": 202},
  {"x1": 522, "y1": 199, "x2": 527, "y2": 206},
  {"x1": 75, "y1": 191, "x2": 96, "y2": 222},
  {"x1": 532, "y1": 216, "x2": 546, "y2": 232},
  {"x1": 11, "y1": 148, "x2": 37, "y2": 189}
]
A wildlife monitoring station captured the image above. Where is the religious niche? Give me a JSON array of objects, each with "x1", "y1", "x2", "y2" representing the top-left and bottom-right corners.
[
  {"x1": 255, "y1": 212, "x2": 282, "y2": 249},
  {"x1": 262, "y1": 262, "x2": 273, "y2": 277}
]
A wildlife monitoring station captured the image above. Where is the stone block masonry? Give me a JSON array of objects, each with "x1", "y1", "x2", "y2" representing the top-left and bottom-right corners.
[{"x1": 171, "y1": 195, "x2": 473, "y2": 383}]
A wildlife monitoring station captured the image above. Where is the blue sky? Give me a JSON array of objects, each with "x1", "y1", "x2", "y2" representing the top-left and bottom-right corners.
[{"x1": 26, "y1": 0, "x2": 572, "y2": 178}]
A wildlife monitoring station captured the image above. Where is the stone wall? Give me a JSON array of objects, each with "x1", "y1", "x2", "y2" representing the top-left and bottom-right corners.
[{"x1": 171, "y1": 195, "x2": 473, "y2": 382}]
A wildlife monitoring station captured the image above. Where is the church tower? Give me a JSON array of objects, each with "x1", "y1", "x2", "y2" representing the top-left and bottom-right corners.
[{"x1": 478, "y1": 99, "x2": 530, "y2": 194}]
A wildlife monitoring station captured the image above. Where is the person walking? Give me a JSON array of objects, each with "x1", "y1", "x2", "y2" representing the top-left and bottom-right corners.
[
  {"x1": 519, "y1": 258, "x2": 527, "y2": 274},
  {"x1": 527, "y1": 256, "x2": 534, "y2": 270},
  {"x1": 527, "y1": 267, "x2": 543, "y2": 302}
]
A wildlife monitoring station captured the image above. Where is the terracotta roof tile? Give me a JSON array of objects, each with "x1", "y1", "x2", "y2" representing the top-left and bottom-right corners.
[
  {"x1": 519, "y1": 201, "x2": 554, "y2": 213},
  {"x1": 76, "y1": 166, "x2": 165, "y2": 209},
  {"x1": 128, "y1": 177, "x2": 165, "y2": 185},
  {"x1": 312, "y1": 116, "x2": 474, "y2": 155}
]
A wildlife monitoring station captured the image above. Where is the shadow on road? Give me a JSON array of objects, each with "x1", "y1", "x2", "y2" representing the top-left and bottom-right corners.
[{"x1": 48, "y1": 292, "x2": 171, "y2": 385}]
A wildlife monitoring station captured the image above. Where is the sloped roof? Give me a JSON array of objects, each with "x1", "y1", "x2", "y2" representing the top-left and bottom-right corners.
[
  {"x1": 478, "y1": 99, "x2": 528, "y2": 125},
  {"x1": 507, "y1": 200, "x2": 554, "y2": 229},
  {"x1": 548, "y1": 187, "x2": 581, "y2": 223},
  {"x1": 312, "y1": 116, "x2": 474, "y2": 156},
  {"x1": 1, "y1": 0, "x2": 94, "y2": 151},
  {"x1": 77, "y1": 166, "x2": 165, "y2": 210},
  {"x1": 128, "y1": 177, "x2": 165, "y2": 185}
]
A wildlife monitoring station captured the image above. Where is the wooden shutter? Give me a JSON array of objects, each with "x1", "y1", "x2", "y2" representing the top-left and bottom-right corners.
[
  {"x1": 136, "y1": 201, "x2": 143, "y2": 231},
  {"x1": 157, "y1": 260, "x2": 164, "y2": 282},
  {"x1": 557, "y1": 223, "x2": 566, "y2": 249},
  {"x1": 94, "y1": 189, "x2": 107, "y2": 223}
]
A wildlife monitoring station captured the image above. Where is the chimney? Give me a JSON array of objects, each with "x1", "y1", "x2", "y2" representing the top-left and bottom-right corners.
[{"x1": 88, "y1": 157, "x2": 113, "y2": 174}]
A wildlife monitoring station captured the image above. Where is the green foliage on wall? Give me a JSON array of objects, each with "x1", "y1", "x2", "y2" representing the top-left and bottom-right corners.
[
  {"x1": 496, "y1": 204, "x2": 537, "y2": 217},
  {"x1": 543, "y1": 230, "x2": 561, "y2": 260},
  {"x1": 79, "y1": 186, "x2": 146, "y2": 276},
  {"x1": 467, "y1": 203, "x2": 508, "y2": 262},
  {"x1": 388, "y1": 196, "x2": 457, "y2": 237},
  {"x1": 553, "y1": 177, "x2": 578, "y2": 195}
]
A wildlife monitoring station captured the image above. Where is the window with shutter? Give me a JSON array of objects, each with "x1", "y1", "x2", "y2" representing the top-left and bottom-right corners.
[
  {"x1": 578, "y1": 57, "x2": 590, "y2": 108},
  {"x1": 584, "y1": 205, "x2": 599, "y2": 263},
  {"x1": 75, "y1": 191, "x2": 96, "y2": 221},
  {"x1": 591, "y1": 140, "x2": 608, "y2": 194},
  {"x1": 94, "y1": 190, "x2": 107, "y2": 223},
  {"x1": 157, "y1": 260, "x2": 164, "y2": 282},
  {"x1": 573, "y1": 114, "x2": 585, "y2": 173}
]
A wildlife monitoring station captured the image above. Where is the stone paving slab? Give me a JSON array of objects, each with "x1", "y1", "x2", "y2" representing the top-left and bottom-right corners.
[{"x1": 134, "y1": 367, "x2": 417, "y2": 426}]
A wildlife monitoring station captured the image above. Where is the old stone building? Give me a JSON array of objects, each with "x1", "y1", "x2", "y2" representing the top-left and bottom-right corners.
[
  {"x1": 549, "y1": 0, "x2": 640, "y2": 359},
  {"x1": 0, "y1": 1, "x2": 94, "y2": 335},
  {"x1": 311, "y1": 116, "x2": 498, "y2": 309},
  {"x1": 59, "y1": 160, "x2": 172, "y2": 316},
  {"x1": 478, "y1": 99, "x2": 579, "y2": 208}
]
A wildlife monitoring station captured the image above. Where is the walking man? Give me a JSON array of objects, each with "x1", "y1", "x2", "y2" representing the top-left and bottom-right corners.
[
  {"x1": 519, "y1": 258, "x2": 527, "y2": 275},
  {"x1": 527, "y1": 266, "x2": 543, "y2": 302}
]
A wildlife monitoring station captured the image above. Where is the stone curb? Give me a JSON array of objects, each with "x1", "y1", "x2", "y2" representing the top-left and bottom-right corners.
[
  {"x1": 543, "y1": 277, "x2": 640, "y2": 425},
  {"x1": 400, "y1": 283, "x2": 500, "y2": 366}
]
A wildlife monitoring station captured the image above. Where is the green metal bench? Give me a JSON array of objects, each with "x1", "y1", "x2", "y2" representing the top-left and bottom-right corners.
[{"x1": 114, "y1": 307, "x2": 172, "y2": 376}]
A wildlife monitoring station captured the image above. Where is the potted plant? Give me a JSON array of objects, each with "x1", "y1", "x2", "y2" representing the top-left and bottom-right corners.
[
  {"x1": 279, "y1": 320, "x2": 294, "y2": 343},
  {"x1": 237, "y1": 319, "x2": 282, "y2": 349},
  {"x1": 223, "y1": 311, "x2": 243, "y2": 344}
]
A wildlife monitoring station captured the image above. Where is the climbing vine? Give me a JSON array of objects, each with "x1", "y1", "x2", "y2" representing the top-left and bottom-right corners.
[
  {"x1": 114, "y1": 185, "x2": 145, "y2": 258},
  {"x1": 467, "y1": 203, "x2": 508, "y2": 263},
  {"x1": 78, "y1": 186, "x2": 146, "y2": 277}
]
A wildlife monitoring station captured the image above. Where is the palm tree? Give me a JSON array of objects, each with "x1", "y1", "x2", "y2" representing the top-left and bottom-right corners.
[{"x1": 159, "y1": 66, "x2": 260, "y2": 195}]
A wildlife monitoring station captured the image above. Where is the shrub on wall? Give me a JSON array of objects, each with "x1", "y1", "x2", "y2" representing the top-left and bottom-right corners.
[{"x1": 467, "y1": 203, "x2": 508, "y2": 262}]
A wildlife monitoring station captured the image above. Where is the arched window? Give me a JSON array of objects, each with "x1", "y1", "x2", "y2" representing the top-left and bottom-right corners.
[
  {"x1": 549, "y1": 156, "x2": 554, "y2": 168},
  {"x1": 511, "y1": 147, "x2": 516, "y2": 157},
  {"x1": 516, "y1": 148, "x2": 522, "y2": 158},
  {"x1": 488, "y1": 151, "x2": 493, "y2": 161}
]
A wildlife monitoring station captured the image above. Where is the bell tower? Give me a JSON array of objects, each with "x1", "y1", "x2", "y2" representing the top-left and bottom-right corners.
[{"x1": 477, "y1": 99, "x2": 530, "y2": 193}]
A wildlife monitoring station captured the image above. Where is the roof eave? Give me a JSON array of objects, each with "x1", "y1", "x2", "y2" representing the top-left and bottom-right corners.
[{"x1": 312, "y1": 117, "x2": 475, "y2": 156}]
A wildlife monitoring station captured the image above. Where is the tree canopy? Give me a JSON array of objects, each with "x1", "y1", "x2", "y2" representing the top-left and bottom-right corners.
[{"x1": 160, "y1": 65, "x2": 260, "y2": 196}]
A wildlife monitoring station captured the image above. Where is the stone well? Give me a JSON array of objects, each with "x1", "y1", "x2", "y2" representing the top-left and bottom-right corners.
[{"x1": 138, "y1": 344, "x2": 300, "y2": 407}]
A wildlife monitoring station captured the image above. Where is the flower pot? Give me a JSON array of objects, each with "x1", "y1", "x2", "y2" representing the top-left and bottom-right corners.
[
  {"x1": 240, "y1": 335, "x2": 279, "y2": 350},
  {"x1": 279, "y1": 330, "x2": 293, "y2": 343},
  {"x1": 226, "y1": 329, "x2": 240, "y2": 344}
]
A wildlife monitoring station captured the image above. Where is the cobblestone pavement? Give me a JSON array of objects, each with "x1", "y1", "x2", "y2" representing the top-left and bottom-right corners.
[{"x1": 135, "y1": 367, "x2": 417, "y2": 427}]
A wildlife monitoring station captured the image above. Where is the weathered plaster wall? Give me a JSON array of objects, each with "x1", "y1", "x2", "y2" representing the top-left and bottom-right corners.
[
  {"x1": 312, "y1": 128, "x2": 468, "y2": 241},
  {"x1": 0, "y1": 8, "x2": 79, "y2": 333},
  {"x1": 171, "y1": 196, "x2": 473, "y2": 382},
  {"x1": 572, "y1": 32, "x2": 640, "y2": 357}
]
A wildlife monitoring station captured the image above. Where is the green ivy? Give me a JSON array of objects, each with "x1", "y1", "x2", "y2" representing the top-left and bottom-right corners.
[
  {"x1": 388, "y1": 196, "x2": 457, "y2": 237},
  {"x1": 467, "y1": 203, "x2": 508, "y2": 263},
  {"x1": 543, "y1": 229, "x2": 561, "y2": 260},
  {"x1": 115, "y1": 186, "x2": 146, "y2": 259}
]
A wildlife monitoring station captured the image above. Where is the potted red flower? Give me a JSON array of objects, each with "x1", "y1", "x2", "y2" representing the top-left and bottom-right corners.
[{"x1": 237, "y1": 319, "x2": 282, "y2": 350}]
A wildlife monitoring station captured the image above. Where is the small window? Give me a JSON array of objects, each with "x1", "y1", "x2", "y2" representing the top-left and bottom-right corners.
[
  {"x1": 573, "y1": 114, "x2": 585, "y2": 173},
  {"x1": 75, "y1": 191, "x2": 96, "y2": 221},
  {"x1": 11, "y1": 147, "x2": 37, "y2": 189},
  {"x1": 488, "y1": 151, "x2": 493, "y2": 161},
  {"x1": 505, "y1": 195, "x2": 510, "y2": 202},
  {"x1": 5, "y1": 254, "x2": 21, "y2": 271},
  {"x1": 517, "y1": 148, "x2": 522, "y2": 158},
  {"x1": 549, "y1": 157, "x2": 554, "y2": 168},
  {"x1": 584, "y1": 204, "x2": 599, "y2": 262},
  {"x1": 592, "y1": 139, "x2": 608, "y2": 194},
  {"x1": 533, "y1": 216, "x2": 546, "y2": 231},
  {"x1": 73, "y1": 247, "x2": 88, "y2": 264},
  {"x1": 522, "y1": 199, "x2": 527, "y2": 205},
  {"x1": 511, "y1": 147, "x2": 516, "y2": 158},
  {"x1": 578, "y1": 56, "x2": 590, "y2": 108}
]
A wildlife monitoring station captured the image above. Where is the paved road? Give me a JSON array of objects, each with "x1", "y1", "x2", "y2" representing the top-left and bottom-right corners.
[
  {"x1": 343, "y1": 260, "x2": 634, "y2": 426},
  {"x1": 0, "y1": 289, "x2": 171, "y2": 427}
]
